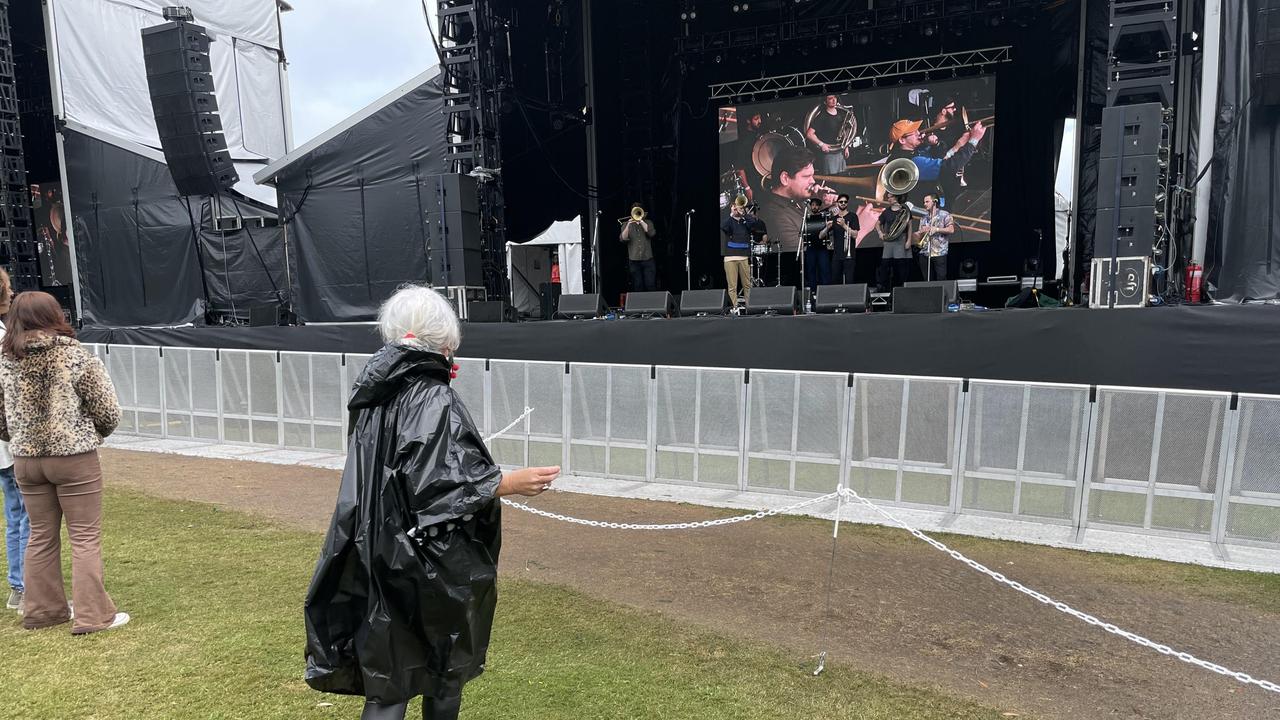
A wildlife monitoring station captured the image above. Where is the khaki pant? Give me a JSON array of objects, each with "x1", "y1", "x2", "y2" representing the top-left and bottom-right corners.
[
  {"x1": 724, "y1": 257, "x2": 751, "y2": 308},
  {"x1": 16, "y1": 451, "x2": 117, "y2": 633}
]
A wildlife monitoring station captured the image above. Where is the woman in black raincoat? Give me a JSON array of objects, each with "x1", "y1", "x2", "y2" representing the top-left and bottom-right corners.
[{"x1": 304, "y1": 285, "x2": 560, "y2": 720}]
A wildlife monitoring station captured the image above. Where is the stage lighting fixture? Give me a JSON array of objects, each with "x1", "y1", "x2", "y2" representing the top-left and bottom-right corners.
[
  {"x1": 690, "y1": 9, "x2": 698, "y2": 19},
  {"x1": 763, "y1": 43, "x2": 778, "y2": 56},
  {"x1": 162, "y1": 6, "x2": 195, "y2": 21},
  {"x1": 987, "y1": 13, "x2": 1003, "y2": 27},
  {"x1": 959, "y1": 259, "x2": 978, "y2": 279},
  {"x1": 680, "y1": 11, "x2": 689, "y2": 20},
  {"x1": 827, "y1": 36, "x2": 840, "y2": 49},
  {"x1": 855, "y1": 30, "x2": 871, "y2": 45},
  {"x1": 713, "y1": 52, "x2": 723, "y2": 63},
  {"x1": 1024, "y1": 258, "x2": 1042, "y2": 277},
  {"x1": 732, "y1": 3, "x2": 740, "y2": 11},
  {"x1": 922, "y1": 22, "x2": 937, "y2": 37}
]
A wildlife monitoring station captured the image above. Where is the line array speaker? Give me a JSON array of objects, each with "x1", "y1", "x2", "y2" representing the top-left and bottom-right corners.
[
  {"x1": 1257, "y1": 0, "x2": 1280, "y2": 105},
  {"x1": 141, "y1": 20, "x2": 238, "y2": 196},
  {"x1": 422, "y1": 174, "x2": 483, "y2": 288}
]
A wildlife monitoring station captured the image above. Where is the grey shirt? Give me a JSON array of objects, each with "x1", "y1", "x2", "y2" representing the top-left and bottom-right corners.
[
  {"x1": 619, "y1": 219, "x2": 656, "y2": 261},
  {"x1": 879, "y1": 205, "x2": 914, "y2": 260}
]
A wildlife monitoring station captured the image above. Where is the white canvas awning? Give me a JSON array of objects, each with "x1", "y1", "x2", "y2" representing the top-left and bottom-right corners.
[{"x1": 505, "y1": 217, "x2": 583, "y2": 316}]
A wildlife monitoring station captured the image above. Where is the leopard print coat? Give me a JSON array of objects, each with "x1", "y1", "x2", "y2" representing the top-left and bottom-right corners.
[{"x1": 0, "y1": 334, "x2": 121, "y2": 457}]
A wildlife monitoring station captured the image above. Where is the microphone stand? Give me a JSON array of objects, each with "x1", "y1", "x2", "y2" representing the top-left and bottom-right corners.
[
  {"x1": 590, "y1": 210, "x2": 602, "y2": 294},
  {"x1": 685, "y1": 209, "x2": 694, "y2": 290}
]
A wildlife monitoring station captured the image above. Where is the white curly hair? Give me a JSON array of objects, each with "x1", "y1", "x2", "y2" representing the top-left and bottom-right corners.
[{"x1": 377, "y1": 284, "x2": 461, "y2": 355}]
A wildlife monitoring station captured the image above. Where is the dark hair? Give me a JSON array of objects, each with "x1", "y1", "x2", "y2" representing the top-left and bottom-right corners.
[
  {"x1": 924, "y1": 192, "x2": 937, "y2": 202},
  {"x1": 2, "y1": 291, "x2": 74, "y2": 360},
  {"x1": 837, "y1": 193, "x2": 850, "y2": 202},
  {"x1": 808, "y1": 197, "x2": 822, "y2": 206},
  {"x1": 631, "y1": 202, "x2": 644, "y2": 210},
  {"x1": 767, "y1": 146, "x2": 815, "y2": 187}
]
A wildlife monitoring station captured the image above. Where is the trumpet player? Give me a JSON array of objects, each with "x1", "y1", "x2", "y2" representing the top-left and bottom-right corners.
[
  {"x1": 913, "y1": 193, "x2": 953, "y2": 281},
  {"x1": 820, "y1": 193, "x2": 860, "y2": 284},
  {"x1": 619, "y1": 203, "x2": 657, "y2": 292},
  {"x1": 805, "y1": 94, "x2": 849, "y2": 174}
]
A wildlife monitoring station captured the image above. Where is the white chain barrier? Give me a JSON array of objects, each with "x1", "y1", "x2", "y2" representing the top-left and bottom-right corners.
[
  {"x1": 483, "y1": 406, "x2": 1280, "y2": 695},
  {"x1": 503, "y1": 490, "x2": 841, "y2": 531},
  {"x1": 837, "y1": 487, "x2": 1280, "y2": 695}
]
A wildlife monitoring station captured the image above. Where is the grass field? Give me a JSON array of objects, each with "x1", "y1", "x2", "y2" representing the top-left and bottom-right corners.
[{"x1": 0, "y1": 489, "x2": 1019, "y2": 720}]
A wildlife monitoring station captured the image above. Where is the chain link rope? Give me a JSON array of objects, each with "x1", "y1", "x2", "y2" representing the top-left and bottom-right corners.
[{"x1": 836, "y1": 487, "x2": 1280, "y2": 695}]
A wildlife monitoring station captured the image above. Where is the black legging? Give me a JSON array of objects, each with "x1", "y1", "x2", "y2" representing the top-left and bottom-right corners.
[{"x1": 361, "y1": 695, "x2": 461, "y2": 720}]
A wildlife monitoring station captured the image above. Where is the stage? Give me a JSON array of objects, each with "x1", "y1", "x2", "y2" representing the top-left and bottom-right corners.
[{"x1": 81, "y1": 304, "x2": 1280, "y2": 396}]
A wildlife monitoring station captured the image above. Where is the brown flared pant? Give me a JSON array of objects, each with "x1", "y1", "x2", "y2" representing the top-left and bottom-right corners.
[{"x1": 16, "y1": 451, "x2": 117, "y2": 633}]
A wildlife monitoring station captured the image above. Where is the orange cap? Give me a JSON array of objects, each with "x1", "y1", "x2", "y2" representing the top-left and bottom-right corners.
[{"x1": 889, "y1": 119, "x2": 923, "y2": 143}]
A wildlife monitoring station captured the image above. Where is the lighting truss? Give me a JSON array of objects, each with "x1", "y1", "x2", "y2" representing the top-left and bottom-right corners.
[{"x1": 708, "y1": 46, "x2": 1012, "y2": 100}]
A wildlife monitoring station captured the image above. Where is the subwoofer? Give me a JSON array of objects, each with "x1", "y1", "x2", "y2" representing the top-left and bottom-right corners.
[{"x1": 815, "y1": 283, "x2": 868, "y2": 313}]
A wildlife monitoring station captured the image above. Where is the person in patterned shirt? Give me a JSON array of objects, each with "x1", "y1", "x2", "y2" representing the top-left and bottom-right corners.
[{"x1": 913, "y1": 193, "x2": 954, "y2": 281}]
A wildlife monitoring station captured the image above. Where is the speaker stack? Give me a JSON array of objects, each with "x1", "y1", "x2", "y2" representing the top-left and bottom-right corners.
[
  {"x1": 421, "y1": 173, "x2": 483, "y2": 288},
  {"x1": 141, "y1": 16, "x2": 238, "y2": 197},
  {"x1": 1257, "y1": 0, "x2": 1280, "y2": 106},
  {"x1": 1092, "y1": 102, "x2": 1165, "y2": 308}
]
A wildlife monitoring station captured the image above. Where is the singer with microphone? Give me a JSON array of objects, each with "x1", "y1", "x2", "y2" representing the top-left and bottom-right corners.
[
  {"x1": 720, "y1": 195, "x2": 764, "y2": 313},
  {"x1": 756, "y1": 146, "x2": 838, "y2": 288}
]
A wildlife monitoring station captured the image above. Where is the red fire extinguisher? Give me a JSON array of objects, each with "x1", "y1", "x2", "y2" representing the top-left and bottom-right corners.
[{"x1": 1185, "y1": 263, "x2": 1203, "y2": 304}]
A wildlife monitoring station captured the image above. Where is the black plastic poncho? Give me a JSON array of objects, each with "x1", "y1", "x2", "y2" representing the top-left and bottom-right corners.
[{"x1": 303, "y1": 344, "x2": 503, "y2": 703}]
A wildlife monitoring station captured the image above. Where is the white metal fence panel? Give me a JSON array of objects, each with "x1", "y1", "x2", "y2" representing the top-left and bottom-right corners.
[
  {"x1": 747, "y1": 370, "x2": 847, "y2": 494},
  {"x1": 654, "y1": 365, "x2": 744, "y2": 487},
  {"x1": 959, "y1": 381, "x2": 1088, "y2": 524},
  {"x1": 1224, "y1": 394, "x2": 1280, "y2": 547},
  {"x1": 849, "y1": 374, "x2": 961, "y2": 509},
  {"x1": 1084, "y1": 387, "x2": 1230, "y2": 538},
  {"x1": 488, "y1": 359, "x2": 565, "y2": 469}
]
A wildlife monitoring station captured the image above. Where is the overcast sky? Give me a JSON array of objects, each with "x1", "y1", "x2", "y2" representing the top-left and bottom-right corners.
[{"x1": 281, "y1": 1, "x2": 437, "y2": 147}]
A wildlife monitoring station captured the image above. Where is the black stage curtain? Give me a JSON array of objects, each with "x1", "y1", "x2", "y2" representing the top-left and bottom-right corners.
[
  {"x1": 65, "y1": 130, "x2": 286, "y2": 325},
  {"x1": 82, "y1": 305, "x2": 1280, "y2": 395},
  {"x1": 1205, "y1": 0, "x2": 1280, "y2": 300},
  {"x1": 270, "y1": 74, "x2": 451, "y2": 323}
]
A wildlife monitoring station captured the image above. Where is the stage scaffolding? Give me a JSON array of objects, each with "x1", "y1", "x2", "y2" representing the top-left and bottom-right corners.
[
  {"x1": 708, "y1": 46, "x2": 1013, "y2": 100},
  {"x1": 88, "y1": 342, "x2": 1280, "y2": 567}
]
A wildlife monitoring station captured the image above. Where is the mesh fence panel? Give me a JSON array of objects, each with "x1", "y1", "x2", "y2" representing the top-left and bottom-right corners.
[
  {"x1": 1226, "y1": 396, "x2": 1280, "y2": 544},
  {"x1": 903, "y1": 379, "x2": 956, "y2": 467},
  {"x1": 852, "y1": 376, "x2": 903, "y2": 462},
  {"x1": 965, "y1": 382, "x2": 1022, "y2": 472},
  {"x1": 452, "y1": 358, "x2": 487, "y2": 434},
  {"x1": 570, "y1": 364, "x2": 608, "y2": 475}
]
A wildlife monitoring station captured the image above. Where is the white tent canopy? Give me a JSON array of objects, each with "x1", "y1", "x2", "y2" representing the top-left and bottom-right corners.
[{"x1": 506, "y1": 217, "x2": 584, "y2": 316}]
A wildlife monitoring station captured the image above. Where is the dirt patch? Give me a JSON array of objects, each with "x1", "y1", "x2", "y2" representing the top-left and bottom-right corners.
[{"x1": 102, "y1": 449, "x2": 1280, "y2": 719}]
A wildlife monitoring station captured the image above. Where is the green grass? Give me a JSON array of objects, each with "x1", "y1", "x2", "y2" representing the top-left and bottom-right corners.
[{"x1": 0, "y1": 489, "x2": 1015, "y2": 720}]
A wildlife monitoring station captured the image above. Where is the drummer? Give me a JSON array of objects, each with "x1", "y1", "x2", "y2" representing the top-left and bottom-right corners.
[{"x1": 720, "y1": 195, "x2": 765, "y2": 313}]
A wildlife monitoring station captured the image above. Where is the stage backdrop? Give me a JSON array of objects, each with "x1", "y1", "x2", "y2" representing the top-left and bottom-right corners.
[{"x1": 717, "y1": 76, "x2": 996, "y2": 250}]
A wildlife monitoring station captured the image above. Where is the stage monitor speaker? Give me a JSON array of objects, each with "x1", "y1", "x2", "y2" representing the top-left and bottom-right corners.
[
  {"x1": 1099, "y1": 155, "x2": 1163, "y2": 208},
  {"x1": 141, "y1": 21, "x2": 239, "y2": 197},
  {"x1": 556, "y1": 293, "x2": 607, "y2": 320},
  {"x1": 892, "y1": 285, "x2": 946, "y2": 314},
  {"x1": 622, "y1": 291, "x2": 675, "y2": 318},
  {"x1": 1094, "y1": 206, "x2": 1155, "y2": 257},
  {"x1": 1090, "y1": 256, "x2": 1150, "y2": 308},
  {"x1": 1100, "y1": 103, "x2": 1164, "y2": 157},
  {"x1": 1257, "y1": 0, "x2": 1280, "y2": 105},
  {"x1": 904, "y1": 280, "x2": 958, "y2": 305},
  {"x1": 466, "y1": 300, "x2": 513, "y2": 323},
  {"x1": 815, "y1": 283, "x2": 868, "y2": 313},
  {"x1": 678, "y1": 289, "x2": 728, "y2": 317},
  {"x1": 745, "y1": 286, "x2": 798, "y2": 315}
]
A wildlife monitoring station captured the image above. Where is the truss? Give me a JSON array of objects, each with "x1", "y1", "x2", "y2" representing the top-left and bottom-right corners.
[{"x1": 709, "y1": 46, "x2": 1012, "y2": 100}]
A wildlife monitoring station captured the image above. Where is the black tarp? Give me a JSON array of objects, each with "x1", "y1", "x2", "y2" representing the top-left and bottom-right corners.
[
  {"x1": 65, "y1": 129, "x2": 286, "y2": 325},
  {"x1": 1205, "y1": 0, "x2": 1280, "y2": 300},
  {"x1": 81, "y1": 305, "x2": 1280, "y2": 395},
  {"x1": 265, "y1": 72, "x2": 451, "y2": 323}
]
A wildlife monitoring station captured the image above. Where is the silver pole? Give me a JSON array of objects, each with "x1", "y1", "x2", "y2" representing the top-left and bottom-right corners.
[{"x1": 1191, "y1": 0, "x2": 1222, "y2": 266}]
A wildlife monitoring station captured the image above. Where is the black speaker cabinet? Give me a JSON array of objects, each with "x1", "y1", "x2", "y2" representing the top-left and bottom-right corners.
[
  {"x1": 249, "y1": 303, "x2": 287, "y2": 327},
  {"x1": 745, "y1": 286, "x2": 798, "y2": 315},
  {"x1": 466, "y1": 300, "x2": 512, "y2": 323},
  {"x1": 1099, "y1": 155, "x2": 1162, "y2": 208},
  {"x1": 904, "y1": 280, "x2": 958, "y2": 305},
  {"x1": 815, "y1": 283, "x2": 868, "y2": 313},
  {"x1": 679, "y1": 289, "x2": 729, "y2": 317},
  {"x1": 141, "y1": 21, "x2": 238, "y2": 197},
  {"x1": 893, "y1": 285, "x2": 946, "y2": 314},
  {"x1": 622, "y1": 291, "x2": 675, "y2": 318},
  {"x1": 1256, "y1": 0, "x2": 1280, "y2": 105},
  {"x1": 1100, "y1": 103, "x2": 1164, "y2": 158},
  {"x1": 1094, "y1": 206, "x2": 1155, "y2": 257},
  {"x1": 556, "y1": 293, "x2": 607, "y2": 320}
]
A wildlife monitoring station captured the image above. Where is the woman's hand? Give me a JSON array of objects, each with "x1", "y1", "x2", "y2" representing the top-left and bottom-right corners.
[{"x1": 498, "y1": 466, "x2": 560, "y2": 497}]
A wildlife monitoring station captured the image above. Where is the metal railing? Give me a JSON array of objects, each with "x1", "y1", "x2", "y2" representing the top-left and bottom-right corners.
[{"x1": 87, "y1": 344, "x2": 1280, "y2": 556}]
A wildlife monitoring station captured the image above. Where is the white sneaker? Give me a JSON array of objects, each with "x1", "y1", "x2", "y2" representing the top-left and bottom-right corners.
[{"x1": 106, "y1": 612, "x2": 130, "y2": 630}]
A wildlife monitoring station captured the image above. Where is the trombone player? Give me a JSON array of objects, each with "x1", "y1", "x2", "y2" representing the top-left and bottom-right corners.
[
  {"x1": 884, "y1": 117, "x2": 987, "y2": 204},
  {"x1": 619, "y1": 202, "x2": 657, "y2": 293}
]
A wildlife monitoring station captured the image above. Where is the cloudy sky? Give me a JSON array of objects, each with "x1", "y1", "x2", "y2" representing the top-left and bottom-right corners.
[{"x1": 281, "y1": 1, "x2": 437, "y2": 146}]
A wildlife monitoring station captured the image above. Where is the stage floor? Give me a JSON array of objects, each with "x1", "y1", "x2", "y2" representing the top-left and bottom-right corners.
[{"x1": 81, "y1": 304, "x2": 1280, "y2": 395}]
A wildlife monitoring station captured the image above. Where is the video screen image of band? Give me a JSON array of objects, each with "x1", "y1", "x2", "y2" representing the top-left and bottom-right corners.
[{"x1": 718, "y1": 76, "x2": 995, "y2": 253}]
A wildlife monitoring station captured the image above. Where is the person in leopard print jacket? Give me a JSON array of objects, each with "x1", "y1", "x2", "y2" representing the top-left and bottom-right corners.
[{"x1": 0, "y1": 291, "x2": 128, "y2": 635}]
